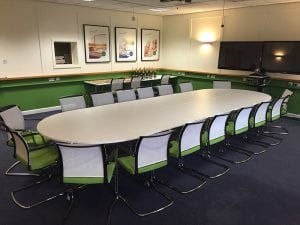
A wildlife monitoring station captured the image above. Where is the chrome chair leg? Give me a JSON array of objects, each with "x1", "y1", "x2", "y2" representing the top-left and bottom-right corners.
[
  {"x1": 263, "y1": 125, "x2": 288, "y2": 135},
  {"x1": 228, "y1": 139, "x2": 267, "y2": 155},
  {"x1": 209, "y1": 143, "x2": 252, "y2": 164},
  {"x1": 192, "y1": 150, "x2": 230, "y2": 179},
  {"x1": 153, "y1": 163, "x2": 206, "y2": 194},
  {"x1": 246, "y1": 129, "x2": 282, "y2": 146},
  {"x1": 5, "y1": 161, "x2": 39, "y2": 177}
]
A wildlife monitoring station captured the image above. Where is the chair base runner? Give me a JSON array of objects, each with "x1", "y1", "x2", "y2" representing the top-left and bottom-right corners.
[
  {"x1": 263, "y1": 125, "x2": 289, "y2": 135},
  {"x1": 210, "y1": 144, "x2": 252, "y2": 164},
  {"x1": 229, "y1": 139, "x2": 268, "y2": 155},
  {"x1": 247, "y1": 130, "x2": 282, "y2": 146},
  {"x1": 5, "y1": 161, "x2": 40, "y2": 177},
  {"x1": 154, "y1": 164, "x2": 206, "y2": 194},
  {"x1": 191, "y1": 153, "x2": 230, "y2": 179}
]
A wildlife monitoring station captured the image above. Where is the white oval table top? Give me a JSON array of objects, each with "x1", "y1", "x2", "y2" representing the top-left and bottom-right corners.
[{"x1": 37, "y1": 89, "x2": 271, "y2": 145}]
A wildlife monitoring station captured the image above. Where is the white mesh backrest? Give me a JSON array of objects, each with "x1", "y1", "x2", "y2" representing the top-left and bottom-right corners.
[
  {"x1": 209, "y1": 114, "x2": 229, "y2": 141},
  {"x1": 0, "y1": 106, "x2": 25, "y2": 130},
  {"x1": 181, "y1": 122, "x2": 203, "y2": 152},
  {"x1": 11, "y1": 132, "x2": 29, "y2": 164},
  {"x1": 158, "y1": 85, "x2": 173, "y2": 96},
  {"x1": 137, "y1": 87, "x2": 154, "y2": 99},
  {"x1": 213, "y1": 80, "x2": 231, "y2": 89},
  {"x1": 137, "y1": 132, "x2": 171, "y2": 169},
  {"x1": 131, "y1": 77, "x2": 142, "y2": 89},
  {"x1": 179, "y1": 83, "x2": 193, "y2": 93},
  {"x1": 91, "y1": 92, "x2": 114, "y2": 106},
  {"x1": 281, "y1": 89, "x2": 293, "y2": 99},
  {"x1": 59, "y1": 96, "x2": 86, "y2": 112},
  {"x1": 111, "y1": 79, "x2": 124, "y2": 91},
  {"x1": 59, "y1": 145, "x2": 104, "y2": 178},
  {"x1": 116, "y1": 89, "x2": 136, "y2": 103},
  {"x1": 255, "y1": 102, "x2": 270, "y2": 124},
  {"x1": 161, "y1": 75, "x2": 170, "y2": 85},
  {"x1": 272, "y1": 98, "x2": 285, "y2": 118},
  {"x1": 235, "y1": 107, "x2": 252, "y2": 131}
]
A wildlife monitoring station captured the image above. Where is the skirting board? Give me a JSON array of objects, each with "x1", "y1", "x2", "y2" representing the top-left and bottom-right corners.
[
  {"x1": 23, "y1": 106, "x2": 61, "y2": 115},
  {"x1": 285, "y1": 113, "x2": 300, "y2": 119}
]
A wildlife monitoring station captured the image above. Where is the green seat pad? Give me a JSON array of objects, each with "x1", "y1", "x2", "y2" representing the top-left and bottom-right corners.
[
  {"x1": 63, "y1": 162, "x2": 116, "y2": 184},
  {"x1": 7, "y1": 131, "x2": 49, "y2": 148},
  {"x1": 281, "y1": 107, "x2": 287, "y2": 115},
  {"x1": 250, "y1": 116, "x2": 266, "y2": 128},
  {"x1": 201, "y1": 131, "x2": 209, "y2": 146},
  {"x1": 169, "y1": 140, "x2": 200, "y2": 158},
  {"x1": 201, "y1": 130, "x2": 225, "y2": 146},
  {"x1": 117, "y1": 155, "x2": 167, "y2": 174},
  {"x1": 26, "y1": 146, "x2": 58, "y2": 171},
  {"x1": 226, "y1": 121, "x2": 249, "y2": 136}
]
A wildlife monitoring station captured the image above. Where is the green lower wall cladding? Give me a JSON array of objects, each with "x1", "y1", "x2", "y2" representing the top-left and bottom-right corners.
[{"x1": 1, "y1": 70, "x2": 299, "y2": 115}]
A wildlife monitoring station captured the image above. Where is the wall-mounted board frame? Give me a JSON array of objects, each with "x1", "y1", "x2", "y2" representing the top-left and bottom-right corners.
[
  {"x1": 115, "y1": 27, "x2": 137, "y2": 62},
  {"x1": 141, "y1": 29, "x2": 160, "y2": 61},
  {"x1": 83, "y1": 24, "x2": 110, "y2": 63}
]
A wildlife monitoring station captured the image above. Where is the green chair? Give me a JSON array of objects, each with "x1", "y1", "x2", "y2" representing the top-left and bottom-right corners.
[
  {"x1": 0, "y1": 105, "x2": 49, "y2": 176},
  {"x1": 263, "y1": 95, "x2": 291, "y2": 135},
  {"x1": 8, "y1": 129, "x2": 58, "y2": 209},
  {"x1": 202, "y1": 114, "x2": 251, "y2": 164},
  {"x1": 247, "y1": 102, "x2": 282, "y2": 146},
  {"x1": 55, "y1": 143, "x2": 116, "y2": 225},
  {"x1": 116, "y1": 131, "x2": 174, "y2": 217},
  {"x1": 226, "y1": 106, "x2": 267, "y2": 155}
]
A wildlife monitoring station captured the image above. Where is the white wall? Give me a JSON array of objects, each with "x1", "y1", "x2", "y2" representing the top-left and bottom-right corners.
[
  {"x1": 162, "y1": 2, "x2": 300, "y2": 78},
  {"x1": 0, "y1": 0, "x2": 163, "y2": 78}
]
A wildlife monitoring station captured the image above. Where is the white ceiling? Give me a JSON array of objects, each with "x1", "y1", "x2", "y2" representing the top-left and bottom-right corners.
[{"x1": 30, "y1": 0, "x2": 300, "y2": 15}]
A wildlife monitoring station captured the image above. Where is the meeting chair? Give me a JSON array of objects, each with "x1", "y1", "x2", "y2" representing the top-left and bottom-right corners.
[
  {"x1": 263, "y1": 95, "x2": 290, "y2": 135},
  {"x1": 91, "y1": 92, "x2": 115, "y2": 107},
  {"x1": 213, "y1": 80, "x2": 231, "y2": 89},
  {"x1": 137, "y1": 87, "x2": 155, "y2": 99},
  {"x1": 59, "y1": 95, "x2": 86, "y2": 112},
  {"x1": 55, "y1": 143, "x2": 116, "y2": 225},
  {"x1": 157, "y1": 84, "x2": 174, "y2": 96},
  {"x1": 111, "y1": 78, "x2": 124, "y2": 92},
  {"x1": 226, "y1": 106, "x2": 267, "y2": 155},
  {"x1": 202, "y1": 112, "x2": 251, "y2": 164},
  {"x1": 131, "y1": 77, "x2": 142, "y2": 89},
  {"x1": 160, "y1": 75, "x2": 170, "y2": 85},
  {"x1": 161, "y1": 121, "x2": 207, "y2": 194},
  {"x1": 281, "y1": 89, "x2": 293, "y2": 115},
  {"x1": 246, "y1": 102, "x2": 282, "y2": 146},
  {"x1": 8, "y1": 128, "x2": 58, "y2": 209},
  {"x1": 0, "y1": 105, "x2": 49, "y2": 176},
  {"x1": 179, "y1": 82, "x2": 193, "y2": 92},
  {"x1": 116, "y1": 89, "x2": 137, "y2": 103},
  {"x1": 116, "y1": 131, "x2": 174, "y2": 217}
]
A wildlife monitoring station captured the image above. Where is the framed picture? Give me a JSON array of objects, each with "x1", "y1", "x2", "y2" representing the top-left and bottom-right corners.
[
  {"x1": 83, "y1": 24, "x2": 110, "y2": 63},
  {"x1": 115, "y1": 27, "x2": 137, "y2": 62},
  {"x1": 141, "y1": 29, "x2": 160, "y2": 61}
]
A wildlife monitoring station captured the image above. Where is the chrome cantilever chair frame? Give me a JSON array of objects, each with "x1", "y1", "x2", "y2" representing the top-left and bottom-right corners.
[
  {"x1": 115, "y1": 131, "x2": 174, "y2": 217},
  {"x1": 203, "y1": 113, "x2": 251, "y2": 165},
  {"x1": 245, "y1": 102, "x2": 282, "y2": 147},
  {"x1": 226, "y1": 107, "x2": 267, "y2": 156}
]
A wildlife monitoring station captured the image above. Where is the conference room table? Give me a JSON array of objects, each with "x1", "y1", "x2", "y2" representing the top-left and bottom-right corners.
[{"x1": 37, "y1": 89, "x2": 271, "y2": 145}]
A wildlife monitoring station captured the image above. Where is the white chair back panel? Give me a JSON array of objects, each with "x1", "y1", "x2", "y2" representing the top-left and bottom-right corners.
[
  {"x1": 209, "y1": 115, "x2": 229, "y2": 141},
  {"x1": 59, "y1": 96, "x2": 86, "y2": 112},
  {"x1": 281, "y1": 89, "x2": 293, "y2": 98},
  {"x1": 235, "y1": 108, "x2": 252, "y2": 131},
  {"x1": 158, "y1": 85, "x2": 173, "y2": 96},
  {"x1": 59, "y1": 146, "x2": 104, "y2": 178},
  {"x1": 0, "y1": 106, "x2": 25, "y2": 130},
  {"x1": 131, "y1": 77, "x2": 142, "y2": 89},
  {"x1": 111, "y1": 79, "x2": 124, "y2": 91},
  {"x1": 255, "y1": 102, "x2": 270, "y2": 124},
  {"x1": 116, "y1": 89, "x2": 136, "y2": 103},
  {"x1": 272, "y1": 98, "x2": 285, "y2": 117},
  {"x1": 11, "y1": 132, "x2": 29, "y2": 164},
  {"x1": 91, "y1": 92, "x2": 114, "y2": 106},
  {"x1": 137, "y1": 87, "x2": 154, "y2": 99},
  {"x1": 213, "y1": 80, "x2": 231, "y2": 89},
  {"x1": 181, "y1": 123, "x2": 203, "y2": 152},
  {"x1": 137, "y1": 133, "x2": 171, "y2": 169},
  {"x1": 161, "y1": 75, "x2": 170, "y2": 85},
  {"x1": 179, "y1": 83, "x2": 193, "y2": 93}
]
